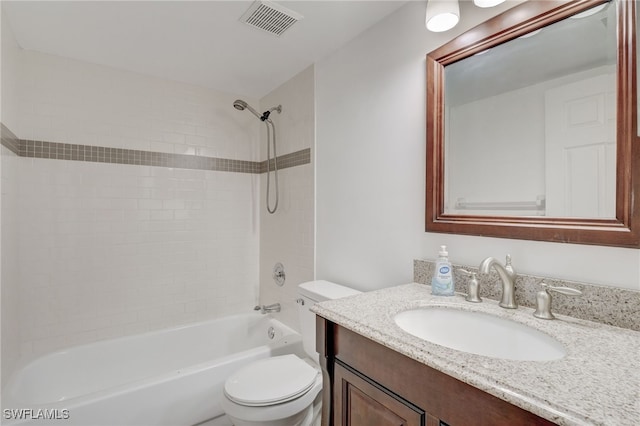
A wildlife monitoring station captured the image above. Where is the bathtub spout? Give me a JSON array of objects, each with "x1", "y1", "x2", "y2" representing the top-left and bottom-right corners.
[{"x1": 254, "y1": 303, "x2": 281, "y2": 314}]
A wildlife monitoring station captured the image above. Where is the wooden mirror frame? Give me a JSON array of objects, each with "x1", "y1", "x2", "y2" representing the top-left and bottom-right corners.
[{"x1": 426, "y1": 0, "x2": 639, "y2": 248}]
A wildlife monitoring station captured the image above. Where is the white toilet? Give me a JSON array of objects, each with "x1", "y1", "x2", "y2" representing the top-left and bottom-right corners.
[{"x1": 221, "y1": 280, "x2": 361, "y2": 426}]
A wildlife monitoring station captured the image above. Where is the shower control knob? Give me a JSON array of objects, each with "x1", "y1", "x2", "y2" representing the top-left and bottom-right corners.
[{"x1": 272, "y1": 263, "x2": 285, "y2": 286}]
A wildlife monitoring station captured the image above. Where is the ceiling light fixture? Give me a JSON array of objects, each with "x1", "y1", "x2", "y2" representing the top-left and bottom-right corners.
[
  {"x1": 473, "y1": 0, "x2": 506, "y2": 8},
  {"x1": 425, "y1": 0, "x2": 460, "y2": 33}
]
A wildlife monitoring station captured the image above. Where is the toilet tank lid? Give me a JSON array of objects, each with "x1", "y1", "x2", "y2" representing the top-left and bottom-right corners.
[{"x1": 298, "y1": 280, "x2": 361, "y2": 302}]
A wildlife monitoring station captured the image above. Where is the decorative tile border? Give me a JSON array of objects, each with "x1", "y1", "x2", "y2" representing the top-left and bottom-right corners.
[
  {"x1": 260, "y1": 148, "x2": 311, "y2": 173},
  {"x1": 1, "y1": 124, "x2": 20, "y2": 155},
  {"x1": 0, "y1": 124, "x2": 310, "y2": 174},
  {"x1": 414, "y1": 259, "x2": 640, "y2": 331},
  {"x1": 18, "y1": 139, "x2": 263, "y2": 173}
]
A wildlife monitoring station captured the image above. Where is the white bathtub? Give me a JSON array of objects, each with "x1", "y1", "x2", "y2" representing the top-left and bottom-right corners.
[{"x1": 1, "y1": 313, "x2": 302, "y2": 426}]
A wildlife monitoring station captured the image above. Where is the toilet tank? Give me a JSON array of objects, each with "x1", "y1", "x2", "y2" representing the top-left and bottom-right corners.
[{"x1": 297, "y1": 280, "x2": 361, "y2": 362}]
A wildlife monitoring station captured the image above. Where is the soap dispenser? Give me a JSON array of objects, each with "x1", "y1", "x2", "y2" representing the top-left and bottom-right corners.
[{"x1": 431, "y1": 245, "x2": 455, "y2": 296}]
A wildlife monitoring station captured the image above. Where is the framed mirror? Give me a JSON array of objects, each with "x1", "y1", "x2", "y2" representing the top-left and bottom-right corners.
[{"x1": 426, "y1": 0, "x2": 639, "y2": 248}]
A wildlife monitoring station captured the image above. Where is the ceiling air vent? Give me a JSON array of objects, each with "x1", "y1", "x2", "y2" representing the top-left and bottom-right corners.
[{"x1": 240, "y1": 1, "x2": 303, "y2": 37}]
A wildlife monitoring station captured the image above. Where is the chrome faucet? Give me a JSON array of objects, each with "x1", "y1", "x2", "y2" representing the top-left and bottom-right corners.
[
  {"x1": 254, "y1": 303, "x2": 281, "y2": 314},
  {"x1": 479, "y1": 255, "x2": 517, "y2": 309}
]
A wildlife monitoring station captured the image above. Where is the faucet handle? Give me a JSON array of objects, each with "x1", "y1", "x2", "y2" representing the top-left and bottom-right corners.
[
  {"x1": 542, "y1": 283, "x2": 582, "y2": 297},
  {"x1": 533, "y1": 282, "x2": 582, "y2": 320},
  {"x1": 459, "y1": 269, "x2": 482, "y2": 303}
]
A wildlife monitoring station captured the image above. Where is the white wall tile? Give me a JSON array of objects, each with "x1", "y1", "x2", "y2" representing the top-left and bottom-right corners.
[
  {"x1": 17, "y1": 50, "x2": 261, "y2": 161},
  {"x1": 3, "y1": 17, "x2": 317, "y2": 370},
  {"x1": 8, "y1": 49, "x2": 263, "y2": 359},
  {"x1": 1, "y1": 9, "x2": 24, "y2": 385},
  {"x1": 258, "y1": 66, "x2": 315, "y2": 332},
  {"x1": 1, "y1": 146, "x2": 21, "y2": 385}
]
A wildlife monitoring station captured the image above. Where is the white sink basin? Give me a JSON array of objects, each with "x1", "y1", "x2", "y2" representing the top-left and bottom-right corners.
[{"x1": 394, "y1": 308, "x2": 566, "y2": 361}]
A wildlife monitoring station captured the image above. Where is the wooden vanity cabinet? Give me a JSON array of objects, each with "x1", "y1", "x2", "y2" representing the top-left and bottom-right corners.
[
  {"x1": 334, "y1": 363, "x2": 430, "y2": 426},
  {"x1": 317, "y1": 317, "x2": 556, "y2": 426}
]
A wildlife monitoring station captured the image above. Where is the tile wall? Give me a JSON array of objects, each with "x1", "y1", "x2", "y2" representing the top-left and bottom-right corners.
[
  {"x1": 259, "y1": 66, "x2": 315, "y2": 331},
  {"x1": 1, "y1": 9, "x2": 23, "y2": 386},
  {"x1": 2, "y1": 41, "x2": 314, "y2": 364},
  {"x1": 17, "y1": 50, "x2": 261, "y2": 160},
  {"x1": 18, "y1": 158, "x2": 260, "y2": 356},
  {"x1": 3, "y1": 46, "x2": 269, "y2": 360},
  {"x1": 1, "y1": 144, "x2": 20, "y2": 385}
]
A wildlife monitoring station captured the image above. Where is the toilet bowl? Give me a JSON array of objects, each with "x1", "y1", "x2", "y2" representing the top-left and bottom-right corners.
[
  {"x1": 222, "y1": 355, "x2": 322, "y2": 426},
  {"x1": 221, "y1": 280, "x2": 360, "y2": 426}
]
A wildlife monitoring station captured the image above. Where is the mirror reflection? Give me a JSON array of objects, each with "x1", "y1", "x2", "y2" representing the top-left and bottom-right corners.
[{"x1": 444, "y1": 1, "x2": 616, "y2": 218}]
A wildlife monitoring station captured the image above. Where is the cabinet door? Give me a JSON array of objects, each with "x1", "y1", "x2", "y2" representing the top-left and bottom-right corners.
[{"x1": 334, "y1": 363, "x2": 437, "y2": 426}]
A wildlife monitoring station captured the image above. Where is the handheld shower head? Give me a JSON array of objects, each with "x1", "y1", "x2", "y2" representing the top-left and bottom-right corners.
[
  {"x1": 233, "y1": 100, "x2": 248, "y2": 111},
  {"x1": 232, "y1": 99, "x2": 282, "y2": 214},
  {"x1": 232, "y1": 99, "x2": 262, "y2": 120}
]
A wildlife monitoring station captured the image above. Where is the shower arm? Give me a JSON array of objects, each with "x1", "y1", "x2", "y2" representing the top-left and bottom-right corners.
[{"x1": 260, "y1": 105, "x2": 282, "y2": 122}]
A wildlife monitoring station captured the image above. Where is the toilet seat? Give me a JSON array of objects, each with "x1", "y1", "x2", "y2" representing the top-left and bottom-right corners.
[
  {"x1": 224, "y1": 354, "x2": 319, "y2": 407},
  {"x1": 222, "y1": 374, "x2": 322, "y2": 425}
]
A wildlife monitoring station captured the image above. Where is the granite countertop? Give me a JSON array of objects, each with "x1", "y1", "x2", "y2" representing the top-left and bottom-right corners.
[{"x1": 312, "y1": 283, "x2": 640, "y2": 426}]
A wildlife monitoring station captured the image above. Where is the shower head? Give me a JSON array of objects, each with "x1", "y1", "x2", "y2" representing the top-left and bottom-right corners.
[
  {"x1": 233, "y1": 99, "x2": 247, "y2": 111},
  {"x1": 233, "y1": 99, "x2": 262, "y2": 120}
]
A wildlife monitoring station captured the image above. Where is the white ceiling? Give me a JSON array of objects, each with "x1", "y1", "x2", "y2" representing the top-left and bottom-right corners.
[{"x1": 2, "y1": 0, "x2": 409, "y2": 98}]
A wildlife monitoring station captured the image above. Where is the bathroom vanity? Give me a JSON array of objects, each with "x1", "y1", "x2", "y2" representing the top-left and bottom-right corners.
[{"x1": 313, "y1": 284, "x2": 640, "y2": 426}]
